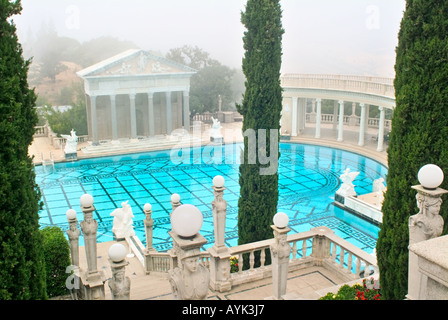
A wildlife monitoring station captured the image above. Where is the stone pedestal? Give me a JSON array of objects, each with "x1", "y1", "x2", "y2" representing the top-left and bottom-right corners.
[
  {"x1": 79, "y1": 195, "x2": 106, "y2": 300},
  {"x1": 168, "y1": 232, "x2": 210, "y2": 300},
  {"x1": 269, "y1": 224, "x2": 291, "y2": 300},
  {"x1": 207, "y1": 176, "x2": 232, "y2": 292},
  {"x1": 407, "y1": 185, "x2": 447, "y2": 300},
  {"x1": 408, "y1": 235, "x2": 448, "y2": 300}
]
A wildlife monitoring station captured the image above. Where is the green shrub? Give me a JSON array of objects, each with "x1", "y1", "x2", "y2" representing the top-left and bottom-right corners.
[
  {"x1": 41, "y1": 227, "x2": 71, "y2": 298},
  {"x1": 319, "y1": 278, "x2": 381, "y2": 300}
]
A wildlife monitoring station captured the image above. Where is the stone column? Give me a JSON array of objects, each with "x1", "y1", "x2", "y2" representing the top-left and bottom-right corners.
[
  {"x1": 207, "y1": 176, "x2": 232, "y2": 292},
  {"x1": 407, "y1": 180, "x2": 447, "y2": 300},
  {"x1": 358, "y1": 103, "x2": 366, "y2": 146},
  {"x1": 169, "y1": 194, "x2": 182, "y2": 270},
  {"x1": 129, "y1": 93, "x2": 137, "y2": 139},
  {"x1": 269, "y1": 213, "x2": 291, "y2": 300},
  {"x1": 377, "y1": 106, "x2": 386, "y2": 151},
  {"x1": 90, "y1": 95, "x2": 99, "y2": 145},
  {"x1": 147, "y1": 91, "x2": 155, "y2": 137},
  {"x1": 79, "y1": 194, "x2": 106, "y2": 300},
  {"x1": 315, "y1": 98, "x2": 322, "y2": 139},
  {"x1": 108, "y1": 243, "x2": 131, "y2": 300},
  {"x1": 66, "y1": 209, "x2": 81, "y2": 300},
  {"x1": 166, "y1": 91, "x2": 172, "y2": 134},
  {"x1": 143, "y1": 203, "x2": 155, "y2": 252},
  {"x1": 183, "y1": 91, "x2": 190, "y2": 133},
  {"x1": 66, "y1": 209, "x2": 80, "y2": 267},
  {"x1": 110, "y1": 94, "x2": 118, "y2": 141},
  {"x1": 291, "y1": 97, "x2": 298, "y2": 137},
  {"x1": 337, "y1": 100, "x2": 344, "y2": 142}
]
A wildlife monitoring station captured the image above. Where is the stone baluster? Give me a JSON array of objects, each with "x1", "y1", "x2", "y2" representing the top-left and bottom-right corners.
[
  {"x1": 207, "y1": 175, "x2": 232, "y2": 292},
  {"x1": 79, "y1": 194, "x2": 106, "y2": 300},
  {"x1": 407, "y1": 164, "x2": 447, "y2": 300}
]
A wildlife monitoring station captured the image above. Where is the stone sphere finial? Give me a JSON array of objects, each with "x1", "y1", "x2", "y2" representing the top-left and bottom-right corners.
[
  {"x1": 213, "y1": 175, "x2": 225, "y2": 188},
  {"x1": 66, "y1": 209, "x2": 77, "y2": 220},
  {"x1": 171, "y1": 193, "x2": 181, "y2": 203},
  {"x1": 80, "y1": 194, "x2": 94, "y2": 208},
  {"x1": 273, "y1": 212, "x2": 289, "y2": 229},
  {"x1": 108, "y1": 243, "x2": 127, "y2": 262},
  {"x1": 418, "y1": 164, "x2": 444, "y2": 190},
  {"x1": 171, "y1": 204, "x2": 203, "y2": 238},
  {"x1": 144, "y1": 203, "x2": 152, "y2": 212}
]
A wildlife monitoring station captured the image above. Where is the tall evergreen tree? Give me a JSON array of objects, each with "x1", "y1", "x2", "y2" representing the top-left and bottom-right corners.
[
  {"x1": 237, "y1": 0, "x2": 284, "y2": 251},
  {"x1": 376, "y1": 0, "x2": 448, "y2": 300},
  {"x1": 0, "y1": 0, "x2": 47, "y2": 299}
]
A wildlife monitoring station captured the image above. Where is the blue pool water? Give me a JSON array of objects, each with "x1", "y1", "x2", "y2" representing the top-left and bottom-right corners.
[{"x1": 34, "y1": 142, "x2": 387, "y2": 253}]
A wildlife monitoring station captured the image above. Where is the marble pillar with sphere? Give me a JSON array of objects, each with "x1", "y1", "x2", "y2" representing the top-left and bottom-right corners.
[
  {"x1": 169, "y1": 193, "x2": 182, "y2": 270},
  {"x1": 207, "y1": 175, "x2": 232, "y2": 292},
  {"x1": 108, "y1": 243, "x2": 131, "y2": 300},
  {"x1": 66, "y1": 208, "x2": 81, "y2": 299},
  {"x1": 79, "y1": 194, "x2": 107, "y2": 300},
  {"x1": 168, "y1": 204, "x2": 210, "y2": 300},
  {"x1": 143, "y1": 203, "x2": 155, "y2": 253},
  {"x1": 268, "y1": 212, "x2": 292, "y2": 300},
  {"x1": 407, "y1": 164, "x2": 448, "y2": 300}
]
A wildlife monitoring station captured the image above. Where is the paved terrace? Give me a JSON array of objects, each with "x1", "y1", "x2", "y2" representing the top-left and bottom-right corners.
[{"x1": 30, "y1": 122, "x2": 386, "y2": 300}]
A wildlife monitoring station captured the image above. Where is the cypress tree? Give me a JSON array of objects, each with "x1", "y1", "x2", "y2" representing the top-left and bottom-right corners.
[
  {"x1": 237, "y1": 0, "x2": 284, "y2": 253},
  {"x1": 0, "y1": 0, "x2": 47, "y2": 299},
  {"x1": 376, "y1": 0, "x2": 448, "y2": 300}
]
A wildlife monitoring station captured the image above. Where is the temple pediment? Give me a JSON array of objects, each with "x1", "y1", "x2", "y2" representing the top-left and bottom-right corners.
[{"x1": 77, "y1": 49, "x2": 196, "y2": 78}]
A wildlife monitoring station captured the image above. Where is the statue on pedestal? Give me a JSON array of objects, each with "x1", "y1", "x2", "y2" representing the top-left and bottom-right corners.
[
  {"x1": 111, "y1": 201, "x2": 135, "y2": 240},
  {"x1": 210, "y1": 117, "x2": 223, "y2": 143},
  {"x1": 61, "y1": 129, "x2": 78, "y2": 159},
  {"x1": 336, "y1": 168, "x2": 360, "y2": 197}
]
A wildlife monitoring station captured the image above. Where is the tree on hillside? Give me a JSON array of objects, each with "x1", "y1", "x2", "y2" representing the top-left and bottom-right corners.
[
  {"x1": 236, "y1": 0, "x2": 284, "y2": 255},
  {"x1": 166, "y1": 45, "x2": 235, "y2": 114},
  {"x1": 0, "y1": 0, "x2": 47, "y2": 299},
  {"x1": 376, "y1": 0, "x2": 448, "y2": 300}
]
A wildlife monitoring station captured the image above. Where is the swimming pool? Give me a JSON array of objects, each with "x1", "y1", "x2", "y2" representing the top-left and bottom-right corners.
[{"x1": 34, "y1": 142, "x2": 387, "y2": 254}]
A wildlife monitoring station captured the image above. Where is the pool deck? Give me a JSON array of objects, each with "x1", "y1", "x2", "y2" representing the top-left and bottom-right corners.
[
  {"x1": 32, "y1": 122, "x2": 386, "y2": 300},
  {"x1": 29, "y1": 121, "x2": 387, "y2": 167}
]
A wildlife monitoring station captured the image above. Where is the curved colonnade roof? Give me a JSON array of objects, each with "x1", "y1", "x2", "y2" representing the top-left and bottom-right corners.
[{"x1": 281, "y1": 74, "x2": 395, "y2": 109}]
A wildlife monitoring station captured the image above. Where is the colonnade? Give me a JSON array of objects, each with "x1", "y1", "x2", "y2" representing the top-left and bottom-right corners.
[
  {"x1": 87, "y1": 90, "x2": 190, "y2": 145},
  {"x1": 288, "y1": 97, "x2": 390, "y2": 152}
]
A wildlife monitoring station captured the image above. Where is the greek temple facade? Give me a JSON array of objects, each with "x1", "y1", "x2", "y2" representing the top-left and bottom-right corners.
[{"x1": 77, "y1": 49, "x2": 196, "y2": 145}]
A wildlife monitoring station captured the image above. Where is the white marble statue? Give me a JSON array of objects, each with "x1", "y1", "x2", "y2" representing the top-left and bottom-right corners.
[
  {"x1": 210, "y1": 117, "x2": 223, "y2": 143},
  {"x1": 336, "y1": 168, "x2": 360, "y2": 197},
  {"x1": 61, "y1": 129, "x2": 78, "y2": 154},
  {"x1": 372, "y1": 177, "x2": 387, "y2": 205},
  {"x1": 111, "y1": 201, "x2": 135, "y2": 239}
]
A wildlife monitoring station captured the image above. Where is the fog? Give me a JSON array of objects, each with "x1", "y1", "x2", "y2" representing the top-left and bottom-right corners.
[{"x1": 13, "y1": 0, "x2": 405, "y2": 77}]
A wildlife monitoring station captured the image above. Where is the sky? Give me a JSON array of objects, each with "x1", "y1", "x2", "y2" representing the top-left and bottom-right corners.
[{"x1": 13, "y1": 0, "x2": 406, "y2": 77}]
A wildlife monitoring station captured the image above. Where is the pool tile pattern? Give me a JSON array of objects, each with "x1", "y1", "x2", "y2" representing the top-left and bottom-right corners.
[{"x1": 35, "y1": 143, "x2": 387, "y2": 252}]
